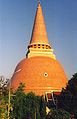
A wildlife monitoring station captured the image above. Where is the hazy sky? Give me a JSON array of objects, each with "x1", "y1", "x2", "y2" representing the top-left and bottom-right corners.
[{"x1": 0, "y1": 0, "x2": 77, "y2": 79}]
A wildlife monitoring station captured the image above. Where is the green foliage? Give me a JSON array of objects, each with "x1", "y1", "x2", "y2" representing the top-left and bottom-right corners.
[
  {"x1": 59, "y1": 73, "x2": 77, "y2": 119},
  {"x1": 10, "y1": 83, "x2": 26, "y2": 119},
  {"x1": 0, "y1": 76, "x2": 9, "y2": 119},
  {"x1": 0, "y1": 85, "x2": 8, "y2": 119},
  {"x1": 67, "y1": 73, "x2": 77, "y2": 95},
  {"x1": 40, "y1": 96, "x2": 46, "y2": 119},
  {"x1": 10, "y1": 83, "x2": 46, "y2": 119},
  {"x1": 46, "y1": 109, "x2": 71, "y2": 119},
  {"x1": 16, "y1": 82, "x2": 25, "y2": 92}
]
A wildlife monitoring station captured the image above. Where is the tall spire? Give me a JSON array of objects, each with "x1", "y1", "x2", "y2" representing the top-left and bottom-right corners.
[
  {"x1": 27, "y1": 2, "x2": 56, "y2": 59},
  {"x1": 30, "y1": 2, "x2": 49, "y2": 45}
]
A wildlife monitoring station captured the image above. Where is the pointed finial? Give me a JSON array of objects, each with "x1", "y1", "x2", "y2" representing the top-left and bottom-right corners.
[{"x1": 37, "y1": 0, "x2": 40, "y2": 4}]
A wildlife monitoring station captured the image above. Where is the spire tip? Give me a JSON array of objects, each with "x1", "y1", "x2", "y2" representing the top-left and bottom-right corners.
[{"x1": 37, "y1": 0, "x2": 40, "y2": 4}]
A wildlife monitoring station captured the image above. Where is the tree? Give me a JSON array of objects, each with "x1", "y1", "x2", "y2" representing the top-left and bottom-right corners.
[
  {"x1": 59, "y1": 73, "x2": 77, "y2": 119},
  {"x1": 0, "y1": 76, "x2": 9, "y2": 119},
  {"x1": 24, "y1": 92, "x2": 41, "y2": 119},
  {"x1": 46, "y1": 109, "x2": 71, "y2": 119},
  {"x1": 10, "y1": 83, "x2": 46, "y2": 119},
  {"x1": 39, "y1": 96, "x2": 46, "y2": 119},
  {"x1": 10, "y1": 83, "x2": 26, "y2": 119}
]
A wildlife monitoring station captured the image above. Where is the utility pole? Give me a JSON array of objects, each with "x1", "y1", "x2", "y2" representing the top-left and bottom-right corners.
[
  {"x1": 8, "y1": 82, "x2": 11, "y2": 119},
  {"x1": 7, "y1": 69, "x2": 21, "y2": 119}
]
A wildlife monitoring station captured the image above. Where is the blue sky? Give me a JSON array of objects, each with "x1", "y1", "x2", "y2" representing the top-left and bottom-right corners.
[{"x1": 0, "y1": 0, "x2": 77, "y2": 79}]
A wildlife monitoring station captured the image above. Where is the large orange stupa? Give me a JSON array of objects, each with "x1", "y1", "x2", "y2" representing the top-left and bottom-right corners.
[{"x1": 11, "y1": 2, "x2": 68, "y2": 96}]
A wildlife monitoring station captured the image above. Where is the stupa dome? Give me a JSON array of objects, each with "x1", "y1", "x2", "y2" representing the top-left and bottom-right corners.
[{"x1": 11, "y1": 56, "x2": 67, "y2": 95}]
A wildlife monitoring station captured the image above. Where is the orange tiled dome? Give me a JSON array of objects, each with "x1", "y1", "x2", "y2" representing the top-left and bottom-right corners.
[{"x1": 11, "y1": 56, "x2": 68, "y2": 95}]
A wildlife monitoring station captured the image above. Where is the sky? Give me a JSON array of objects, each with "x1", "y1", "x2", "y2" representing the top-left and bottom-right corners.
[{"x1": 0, "y1": 0, "x2": 77, "y2": 79}]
